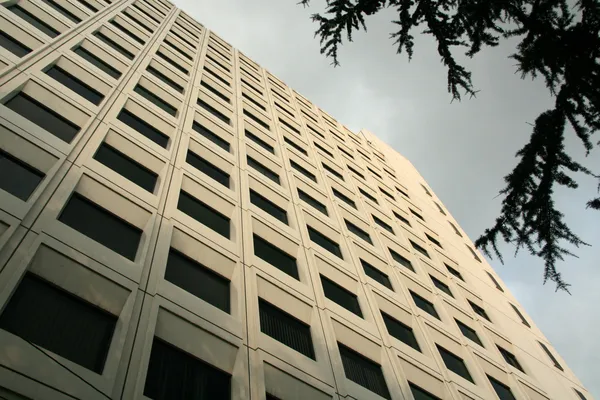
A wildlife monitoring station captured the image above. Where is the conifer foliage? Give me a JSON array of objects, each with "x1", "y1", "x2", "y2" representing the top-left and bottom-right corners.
[{"x1": 299, "y1": 0, "x2": 600, "y2": 291}]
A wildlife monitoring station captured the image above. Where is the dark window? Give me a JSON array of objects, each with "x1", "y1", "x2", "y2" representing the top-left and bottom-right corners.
[
  {"x1": 421, "y1": 184, "x2": 432, "y2": 197},
  {"x1": 337, "y1": 146, "x2": 354, "y2": 159},
  {"x1": 449, "y1": 221, "x2": 463, "y2": 237},
  {"x1": 204, "y1": 66, "x2": 230, "y2": 87},
  {"x1": 244, "y1": 109, "x2": 269, "y2": 130},
  {"x1": 158, "y1": 50, "x2": 188, "y2": 74},
  {"x1": 397, "y1": 187, "x2": 410, "y2": 198},
  {"x1": 390, "y1": 249, "x2": 414, "y2": 272},
  {"x1": 338, "y1": 344, "x2": 390, "y2": 399},
  {"x1": 144, "y1": 338, "x2": 231, "y2": 400},
  {"x1": 321, "y1": 276, "x2": 361, "y2": 317},
  {"x1": 445, "y1": 264, "x2": 464, "y2": 281},
  {"x1": 192, "y1": 121, "x2": 230, "y2": 152},
  {"x1": 368, "y1": 168, "x2": 381, "y2": 179},
  {"x1": 253, "y1": 234, "x2": 298, "y2": 279},
  {"x1": 206, "y1": 54, "x2": 230, "y2": 72},
  {"x1": 409, "y1": 383, "x2": 441, "y2": 400},
  {"x1": 0, "y1": 31, "x2": 32, "y2": 57},
  {"x1": 410, "y1": 209, "x2": 424, "y2": 221},
  {"x1": 272, "y1": 91, "x2": 290, "y2": 104},
  {"x1": 275, "y1": 102, "x2": 295, "y2": 118},
  {"x1": 259, "y1": 299, "x2": 315, "y2": 359},
  {"x1": 410, "y1": 240, "x2": 430, "y2": 258},
  {"x1": 410, "y1": 291, "x2": 439, "y2": 320},
  {"x1": 455, "y1": 319, "x2": 483, "y2": 347},
  {"x1": 361, "y1": 260, "x2": 392, "y2": 291},
  {"x1": 178, "y1": 191, "x2": 229, "y2": 238},
  {"x1": 250, "y1": 190, "x2": 288, "y2": 224},
  {"x1": 46, "y1": 65, "x2": 104, "y2": 105},
  {"x1": 574, "y1": 389, "x2": 588, "y2": 400},
  {"x1": 298, "y1": 189, "x2": 327, "y2": 216},
  {"x1": 165, "y1": 39, "x2": 191, "y2": 60},
  {"x1": 247, "y1": 156, "x2": 280, "y2": 184},
  {"x1": 345, "y1": 220, "x2": 372, "y2": 245},
  {"x1": 77, "y1": 0, "x2": 98, "y2": 12},
  {"x1": 382, "y1": 313, "x2": 420, "y2": 351},
  {"x1": 186, "y1": 151, "x2": 229, "y2": 187},
  {"x1": 279, "y1": 118, "x2": 300, "y2": 135},
  {"x1": 332, "y1": 188, "x2": 356, "y2": 209},
  {"x1": 241, "y1": 77, "x2": 263, "y2": 95},
  {"x1": 485, "y1": 271, "x2": 504, "y2": 292},
  {"x1": 322, "y1": 163, "x2": 344, "y2": 180},
  {"x1": 198, "y1": 99, "x2": 230, "y2": 125},
  {"x1": 314, "y1": 142, "x2": 334, "y2": 158},
  {"x1": 393, "y1": 211, "x2": 411, "y2": 226},
  {"x1": 266, "y1": 394, "x2": 281, "y2": 400},
  {"x1": 110, "y1": 20, "x2": 144, "y2": 44},
  {"x1": 384, "y1": 168, "x2": 396, "y2": 178},
  {"x1": 379, "y1": 187, "x2": 394, "y2": 201},
  {"x1": 0, "y1": 150, "x2": 44, "y2": 201},
  {"x1": 94, "y1": 143, "x2": 157, "y2": 192},
  {"x1": 74, "y1": 46, "x2": 121, "y2": 78},
  {"x1": 430, "y1": 276, "x2": 453, "y2": 297},
  {"x1": 469, "y1": 301, "x2": 491, "y2": 322},
  {"x1": 359, "y1": 188, "x2": 378, "y2": 204},
  {"x1": 437, "y1": 345, "x2": 473, "y2": 383},
  {"x1": 201, "y1": 80, "x2": 229, "y2": 103},
  {"x1": 284, "y1": 137, "x2": 307, "y2": 155},
  {"x1": 497, "y1": 345, "x2": 524, "y2": 372},
  {"x1": 242, "y1": 92, "x2": 266, "y2": 111},
  {"x1": 124, "y1": 10, "x2": 152, "y2": 32},
  {"x1": 290, "y1": 160, "x2": 316, "y2": 182},
  {"x1": 147, "y1": 65, "x2": 183, "y2": 93},
  {"x1": 538, "y1": 341, "x2": 563, "y2": 371},
  {"x1": 308, "y1": 227, "x2": 342, "y2": 259},
  {"x1": 134, "y1": 84, "x2": 177, "y2": 116},
  {"x1": 9, "y1": 5, "x2": 60, "y2": 38},
  {"x1": 245, "y1": 130, "x2": 274, "y2": 153},
  {"x1": 372, "y1": 215, "x2": 394, "y2": 234},
  {"x1": 94, "y1": 31, "x2": 134, "y2": 59},
  {"x1": 435, "y1": 202, "x2": 446, "y2": 215},
  {"x1": 488, "y1": 376, "x2": 516, "y2": 400},
  {"x1": 0, "y1": 273, "x2": 116, "y2": 373},
  {"x1": 117, "y1": 109, "x2": 169, "y2": 148},
  {"x1": 306, "y1": 124, "x2": 324, "y2": 138},
  {"x1": 425, "y1": 233, "x2": 442, "y2": 249},
  {"x1": 165, "y1": 249, "x2": 230, "y2": 312},
  {"x1": 4, "y1": 93, "x2": 80, "y2": 143},
  {"x1": 133, "y1": 3, "x2": 161, "y2": 23},
  {"x1": 466, "y1": 245, "x2": 482, "y2": 262},
  {"x1": 347, "y1": 165, "x2": 364, "y2": 180}
]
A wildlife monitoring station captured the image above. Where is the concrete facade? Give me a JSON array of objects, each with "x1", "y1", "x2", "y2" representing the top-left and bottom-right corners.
[{"x1": 0, "y1": 0, "x2": 593, "y2": 398}]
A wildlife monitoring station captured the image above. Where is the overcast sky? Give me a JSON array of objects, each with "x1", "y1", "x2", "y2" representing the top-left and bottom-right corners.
[{"x1": 172, "y1": 1, "x2": 599, "y2": 396}]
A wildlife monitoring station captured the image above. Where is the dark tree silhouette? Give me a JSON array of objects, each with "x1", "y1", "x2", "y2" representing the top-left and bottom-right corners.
[{"x1": 299, "y1": 0, "x2": 600, "y2": 291}]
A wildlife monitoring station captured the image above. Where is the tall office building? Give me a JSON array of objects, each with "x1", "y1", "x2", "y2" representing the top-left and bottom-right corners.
[{"x1": 0, "y1": 0, "x2": 592, "y2": 399}]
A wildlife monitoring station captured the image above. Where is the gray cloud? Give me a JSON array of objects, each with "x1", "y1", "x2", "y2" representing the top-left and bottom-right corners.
[{"x1": 174, "y1": 0, "x2": 600, "y2": 395}]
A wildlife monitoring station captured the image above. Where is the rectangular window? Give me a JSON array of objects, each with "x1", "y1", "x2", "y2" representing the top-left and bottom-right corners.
[
  {"x1": 165, "y1": 249, "x2": 230, "y2": 312},
  {"x1": 201, "y1": 80, "x2": 230, "y2": 103},
  {"x1": 144, "y1": 338, "x2": 231, "y2": 400},
  {"x1": 110, "y1": 20, "x2": 144, "y2": 44},
  {"x1": 306, "y1": 124, "x2": 324, "y2": 138},
  {"x1": 321, "y1": 276, "x2": 361, "y2": 317},
  {"x1": 133, "y1": 3, "x2": 161, "y2": 23},
  {"x1": 0, "y1": 273, "x2": 117, "y2": 373},
  {"x1": 469, "y1": 300, "x2": 491, "y2": 322},
  {"x1": 73, "y1": 46, "x2": 121, "y2": 78},
  {"x1": 397, "y1": 187, "x2": 410, "y2": 198},
  {"x1": 279, "y1": 118, "x2": 300, "y2": 135},
  {"x1": 538, "y1": 341, "x2": 563, "y2": 371},
  {"x1": 298, "y1": 189, "x2": 327, "y2": 216},
  {"x1": 245, "y1": 131, "x2": 274, "y2": 153},
  {"x1": 466, "y1": 245, "x2": 482, "y2": 262},
  {"x1": 430, "y1": 276, "x2": 453, "y2": 297},
  {"x1": 347, "y1": 165, "x2": 364, "y2": 180},
  {"x1": 361, "y1": 260, "x2": 392, "y2": 290},
  {"x1": 59, "y1": 193, "x2": 142, "y2": 260},
  {"x1": 359, "y1": 188, "x2": 378, "y2": 204},
  {"x1": 368, "y1": 167, "x2": 381, "y2": 179},
  {"x1": 574, "y1": 389, "x2": 588, "y2": 400},
  {"x1": 372, "y1": 215, "x2": 394, "y2": 234},
  {"x1": 165, "y1": 39, "x2": 191, "y2": 60},
  {"x1": 435, "y1": 202, "x2": 446, "y2": 215},
  {"x1": 449, "y1": 221, "x2": 463, "y2": 237},
  {"x1": 244, "y1": 109, "x2": 270, "y2": 130},
  {"x1": 337, "y1": 146, "x2": 354, "y2": 159},
  {"x1": 94, "y1": 31, "x2": 134, "y2": 59},
  {"x1": 192, "y1": 121, "x2": 230, "y2": 152},
  {"x1": 455, "y1": 319, "x2": 483, "y2": 347},
  {"x1": 205, "y1": 66, "x2": 229, "y2": 86},
  {"x1": 272, "y1": 91, "x2": 289, "y2": 104},
  {"x1": 322, "y1": 163, "x2": 344, "y2": 180},
  {"x1": 158, "y1": 50, "x2": 188, "y2": 74},
  {"x1": 206, "y1": 54, "x2": 230, "y2": 72},
  {"x1": 124, "y1": 10, "x2": 152, "y2": 32},
  {"x1": 46, "y1": 65, "x2": 104, "y2": 105},
  {"x1": 134, "y1": 84, "x2": 177, "y2": 116},
  {"x1": 487, "y1": 271, "x2": 504, "y2": 292},
  {"x1": 410, "y1": 209, "x2": 424, "y2": 221},
  {"x1": 410, "y1": 291, "x2": 439, "y2": 319},
  {"x1": 241, "y1": 77, "x2": 263, "y2": 95},
  {"x1": 345, "y1": 220, "x2": 372, "y2": 245},
  {"x1": 421, "y1": 184, "x2": 432, "y2": 197},
  {"x1": 242, "y1": 92, "x2": 266, "y2": 111},
  {"x1": 5, "y1": 93, "x2": 80, "y2": 143},
  {"x1": 0, "y1": 31, "x2": 32, "y2": 57},
  {"x1": 332, "y1": 188, "x2": 356, "y2": 209},
  {"x1": 314, "y1": 142, "x2": 334, "y2": 158},
  {"x1": 0, "y1": 150, "x2": 44, "y2": 201},
  {"x1": 497, "y1": 345, "x2": 524, "y2": 373},
  {"x1": 247, "y1": 156, "x2": 280, "y2": 184},
  {"x1": 186, "y1": 151, "x2": 230, "y2": 187},
  {"x1": 284, "y1": 137, "x2": 307, "y2": 155},
  {"x1": 94, "y1": 143, "x2": 157, "y2": 192},
  {"x1": 250, "y1": 190, "x2": 288, "y2": 224},
  {"x1": 178, "y1": 191, "x2": 230, "y2": 238},
  {"x1": 410, "y1": 240, "x2": 430, "y2": 258},
  {"x1": 425, "y1": 233, "x2": 442, "y2": 249},
  {"x1": 437, "y1": 345, "x2": 474, "y2": 383},
  {"x1": 338, "y1": 344, "x2": 390, "y2": 399},
  {"x1": 382, "y1": 312, "x2": 420, "y2": 351},
  {"x1": 198, "y1": 99, "x2": 230, "y2": 125},
  {"x1": 275, "y1": 102, "x2": 294, "y2": 118},
  {"x1": 40, "y1": 0, "x2": 79, "y2": 22},
  {"x1": 9, "y1": 5, "x2": 60, "y2": 38},
  {"x1": 445, "y1": 264, "x2": 464, "y2": 281},
  {"x1": 259, "y1": 299, "x2": 315, "y2": 359},
  {"x1": 290, "y1": 160, "x2": 316, "y2": 182},
  {"x1": 253, "y1": 234, "x2": 298, "y2": 279},
  {"x1": 118, "y1": 109, "x2": 169, "y2": 148},
  {"x1": 147, "y1": 65, "x2": 183, "y2": 92},
  {"x1": 308, "y1": 227, "x2": 342, "y2": 259},
  {"x1": 409, "y1": 383, "x2": 441, "y2": 400},
  {"x1": 390, "y1": 249, "x2": 414, "y2": 272},
  {"x1": 379, "y1": 187, "x2": 394, "y2": 201},
  {"x1": 488, "y1": 376, "x2": 516, "y2": 400}
]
